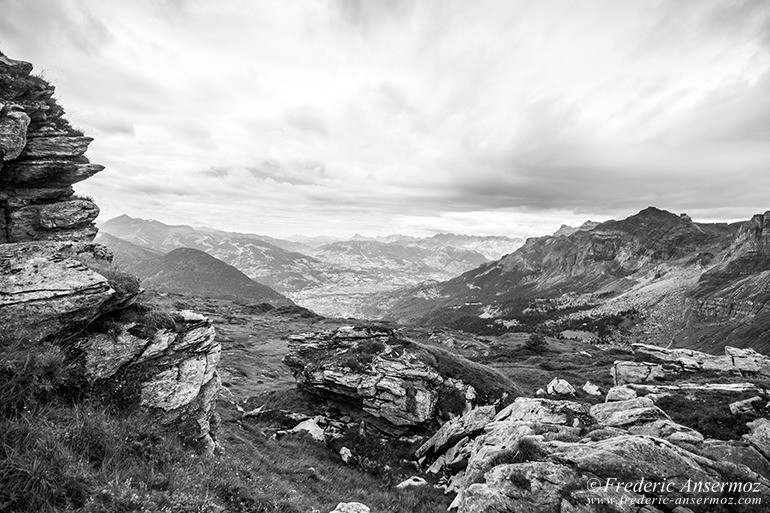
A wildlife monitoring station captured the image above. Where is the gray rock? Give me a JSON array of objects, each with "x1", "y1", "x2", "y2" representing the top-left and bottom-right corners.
[
  {"x1": 633, "y1": 343, "x2": 770, "y2": 378},
  {"x1": 284, "y1": 326, "x2": 514, "y2": 432},
  {"x1": 494, "y1": 397, "x2": 589, "y2": 425},
  {"x1": 744, "y1": 418, "x2": 770, "y2": 460},
  {"x1": 729, "y1": 396, "x2": 764, "y2": 415},
  {"x1": 605, "y1": 386, "x2": 637, "y2": 402},
  {"x1": 396, "y1": 476, "x2": 428, "y2": 489},
  {"x1": 329, "y1": 503, "x2": 370, "y2": 513},
  {"x1": 589, "y1": 397, "x2": 669, "y2": 427},
  {"x1": 415, "y1": 405, "x2": 495, "y2": 458},
  {"x1": 582, "y1": 381, "x2": 601, "y2": 396},
  {"x1": 627, "y1": 419, "x2": 704, "y2": 444},
  {"x1": 0, "y1": 106, "x2": 30, "y2": 160},
  {"x1": 698, "y1": 439, "x2": 770, "y2": 478},
  {"x1": 290, "y1": 418, "x2": 326, "y2": 442},
  {"x1": 0, "y1": 242, "x2": 114, "y2": 344},
  {"x1": 21, "y1": 135, "x2": 93, "y2": 158},
  {"x1": 547, "y1": 377, "x2": 576, "y2": 395},
  {"x1": 611, "y1": 361, "x2": 666, "y2": 385}
]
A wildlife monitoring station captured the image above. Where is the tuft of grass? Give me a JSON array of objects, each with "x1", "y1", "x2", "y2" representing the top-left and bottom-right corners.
[
  {"x1": 0, "y1": 341, "x2": 77, "y2": 418},
  {"x1": 655, "y1": 392, "x2": 769, "y2": 440},
  {"x1": 74, "y1": 255, "x2": 141, "y2": 301}
]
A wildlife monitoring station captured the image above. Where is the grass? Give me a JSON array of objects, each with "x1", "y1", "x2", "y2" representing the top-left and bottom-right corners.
[
  {"x1": 656, "y1": 391, "x2": 770, "y2": 440},
  {"x1": 73, "y1": 254, "x2": 141, "y2": 301},
  {"x1": 0, "y1": 340, "x2": 79, "y2": 418},
  {"x1": 87, "y1": 297, "x2": 185, "y2": 341},
  {"x1": 0, "y1": 402, "x2": 452, "y2": 513}
]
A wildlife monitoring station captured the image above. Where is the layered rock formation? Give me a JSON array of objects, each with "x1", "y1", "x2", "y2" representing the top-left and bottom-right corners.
[
  {"x1": 611, "y1": 344, "x2": 770, "y2": 385},
  {"x1": 0, "y1": 51, "x2": 103, "y2": 243},
  {"x1": 418, "y1": 397, "x2": 770, "y2": 512},
  {"x1": 283, "y1": 325, "x2": 517, "y2": 433},
  {"x1": 0, "y1": 51, "x2": 220, "y2": 453}
]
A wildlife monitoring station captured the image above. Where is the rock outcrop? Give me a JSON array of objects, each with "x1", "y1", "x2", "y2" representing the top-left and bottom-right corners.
[
  {"x1": 628, "y1": 344, "x2": 770, "y2": 379},
  {"x1": 418, "y1": 398, "x2": 770, "y2": 512},
  {"x1": 283, "y1": 325, "x2": 517, "y2": 433},
  {"x1": 0, "y1": 51, "x2": 221, "y2": 453},
  {"x1": 0, "y1": 241, "x2": 114, "y2": 344},
  {"x1": 0, "y1": 51, "x2": 103, "y2": 243}
]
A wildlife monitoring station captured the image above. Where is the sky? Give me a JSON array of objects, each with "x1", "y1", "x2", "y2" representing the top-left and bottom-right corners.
[{"x1": 1, "y1": 0, "x2": 769, "y2": 238}]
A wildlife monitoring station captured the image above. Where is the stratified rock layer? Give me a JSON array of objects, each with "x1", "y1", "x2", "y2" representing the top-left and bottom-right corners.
[
  {"x1": 0, "y1": 241, "x2": 113, "y2": 343},
  {"x1": 0, "y1": 50, "x2": 221, "y2": 453},
  {"x1": 283, "y1": 325, "x2": 517, "y2": 433},
  {"x1": 0, "y1": 241, "x2": 221, "y2": 451},
  {"x1": 0, "y1": 51, "x2": 103, "y2": 243}
]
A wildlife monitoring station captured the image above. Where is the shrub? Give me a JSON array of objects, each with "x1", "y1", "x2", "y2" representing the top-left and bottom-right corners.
[
  {"x1": 524, "y1": 333, "x2": 547, "y2": 352},
  {"x1": 437, "y1": 385, "x2": 467, "y2": 419}
]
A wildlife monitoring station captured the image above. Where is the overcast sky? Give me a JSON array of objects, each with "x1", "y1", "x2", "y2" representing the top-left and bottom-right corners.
[{"x1": 1, "y1": 0, "x2": 768, "y2": 238}]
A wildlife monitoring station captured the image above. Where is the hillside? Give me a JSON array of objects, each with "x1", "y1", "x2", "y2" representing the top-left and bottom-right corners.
[
  {"x1": 100, "y1": 215, "x2": 525, "y2": 318},
  {"x1": 94, "y1": 232, "x2": 163, "y2": 269},
  {"x1": 130, "y1": 247, "x2": 295, "y2": 305},
  {"x1": 369, "y1": 207, "x2": 770, "y2": 353},
  {"x1": 100, "y1": 214, "x2": 340, "y2": 294}
]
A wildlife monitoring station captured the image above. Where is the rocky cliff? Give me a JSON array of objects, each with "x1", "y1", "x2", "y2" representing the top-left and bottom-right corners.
[
  {"x1": 0, "y1": 52, "x2": 102, "y2": 243},
  {"x1": 0, "y1": 51, "x2": 220, "y2": 453}
]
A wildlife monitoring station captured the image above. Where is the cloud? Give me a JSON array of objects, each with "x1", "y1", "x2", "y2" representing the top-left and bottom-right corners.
[{"x1": 1, "y1": 0, "x2": 768, "y2": 237}]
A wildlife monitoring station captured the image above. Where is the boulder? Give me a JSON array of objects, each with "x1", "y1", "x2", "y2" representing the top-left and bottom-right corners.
[
  {"x1": 611, "y1": 361, "x2": 666, "y2": 385},
  {"x1": 494, "y1": 397, "x2": 589, "y2": 426},
  {"x1": 633, "y1": 343, "x2": 770, "y2": 378},
  {"x1": 457, "y1": 462, "x2": 588, "y2": 513},
  {"x1": 283, "y1": 326, "x2": 516, "y2": 432},
  {"x1": 83, "y1": 309, "x2": 221, "y2": 452},
  {"x1": 0, "y1": 241, "x2": 115, "y2": 344},
  {"x1": 396, "y1": 476, "x2": 428, "y2": 489},
  {"x1": 419, "y1": 393, "x2": 770, "y2": 512},
  {"x1": 698, "y1": 439, "x2": 770, "y2": 478},
  {"x1": 729, "y1": 396, "x2": 764, "y2": 415},
  {"x1": 627, "y1": 419, "x2": 704, "y2": 445},
  {"x1": 415, "y1": 405, "x2": 495, "y2": 458},
  {"x1": 340, "y1": 446, "x2": 353, "y2": 464},
  {"x1": 744, "y1": 418, "x2": 770, "y2": 460},
  {"x1": 329, "y1": 503, "x2": 370, "y2": 513},
  {"x1": 290, "y1": 418, "x2": 326, "y2": 442},
  {"x1": 546, "y1": 377, "x2": 576, "y2": 395},
  {"x1": 589, "y1": 397, "x2": 669, "y2": 427},
  {"x1": 582, "y1": 381, "x2": 601, "y2": 396},
  {"x1": 605, "y1": 386, "x2": 637, "y2": 402}
]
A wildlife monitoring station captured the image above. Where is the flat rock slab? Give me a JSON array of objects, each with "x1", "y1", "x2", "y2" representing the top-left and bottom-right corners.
[
  {"x1": 589, "y1": 397, "x2": 669, "y2": 427},
  {"x1": 0, "y1": 241, "x2": 113, "y2": 343}
]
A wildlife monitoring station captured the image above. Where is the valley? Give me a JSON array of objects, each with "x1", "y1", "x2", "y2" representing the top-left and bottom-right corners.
[{"x1": 98, "y1": 214, "x2": 525, "y2": 318}]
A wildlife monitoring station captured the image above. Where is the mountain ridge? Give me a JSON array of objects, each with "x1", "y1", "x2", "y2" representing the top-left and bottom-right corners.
[{"x1": 369, "y1": 206, "x2": 770, "y2": 353}]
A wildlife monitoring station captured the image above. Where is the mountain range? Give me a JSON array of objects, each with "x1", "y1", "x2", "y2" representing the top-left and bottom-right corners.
[
  {"x1": 98, "y1": 215, "x2": 525, "y2": 316},
  {"x1": 95, "y1": 233, "x2": 293, "y2": 305},
  {"x1": 366, "y1": 207, "x2": 770, "y2": 353}
]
